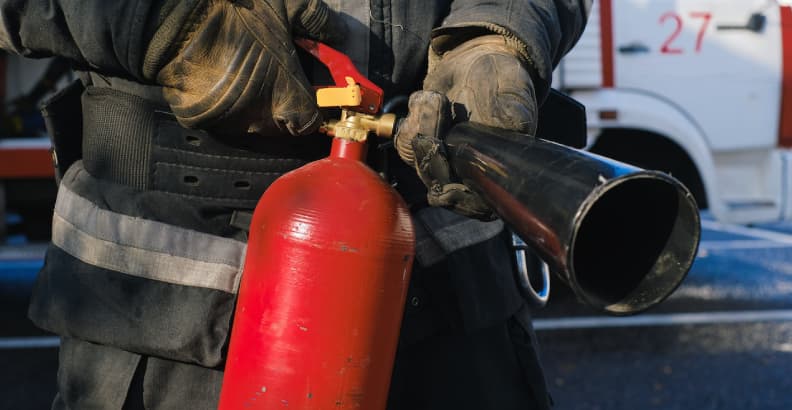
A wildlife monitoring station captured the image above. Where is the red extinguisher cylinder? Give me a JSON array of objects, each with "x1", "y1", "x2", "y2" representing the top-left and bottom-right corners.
[{"x1": 218, "y1": 138, "x2": 415, "y2": 409}]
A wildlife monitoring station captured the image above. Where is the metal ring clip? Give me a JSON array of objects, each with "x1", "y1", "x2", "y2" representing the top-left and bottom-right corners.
[{"x1": 511, "y1": 232, "x2": 551, "y2": 307}]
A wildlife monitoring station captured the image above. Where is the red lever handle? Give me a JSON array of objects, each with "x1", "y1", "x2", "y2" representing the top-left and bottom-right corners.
[{"x1": 295, "y1": 38, "x2": 383, "y2": 114}]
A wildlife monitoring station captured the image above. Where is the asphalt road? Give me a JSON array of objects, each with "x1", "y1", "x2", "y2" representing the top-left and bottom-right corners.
[
  {"x1": 534, "y1": 215, "x2": 792, "y2": 410},
  {"x1": 2, "y1": 213, "x2": 792, "y2": 409}
]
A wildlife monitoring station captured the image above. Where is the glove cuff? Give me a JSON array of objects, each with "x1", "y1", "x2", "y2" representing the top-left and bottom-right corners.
[
  {"x1": 429, "y1": 25, "x2": 547, "y2": 101},
  {"x1": 141, "y1": 0, "x2": 210, "y2": 81}
]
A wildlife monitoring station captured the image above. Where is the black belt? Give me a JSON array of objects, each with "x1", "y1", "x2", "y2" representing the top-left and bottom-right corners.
[{"x1": 81, "y1": 86, "x2": 330, "y2": 209}]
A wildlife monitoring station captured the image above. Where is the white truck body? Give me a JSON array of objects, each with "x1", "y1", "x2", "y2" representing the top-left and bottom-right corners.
[{"x1": 557, "y1": 0, "x2": 792, "y2": 224}]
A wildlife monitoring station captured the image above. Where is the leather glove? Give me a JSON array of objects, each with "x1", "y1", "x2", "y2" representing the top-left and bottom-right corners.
[
  {"x1": 142, "y1": 0, "x2": 345, "y2": 136},
  {"x1": 394, "y1": 35, "x2": 538, "y2": 220}
]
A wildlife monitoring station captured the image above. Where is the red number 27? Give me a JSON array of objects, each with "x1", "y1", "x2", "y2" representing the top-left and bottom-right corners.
[{"x1": 660, "y1": 11, "x2": 712, "y2": 54}]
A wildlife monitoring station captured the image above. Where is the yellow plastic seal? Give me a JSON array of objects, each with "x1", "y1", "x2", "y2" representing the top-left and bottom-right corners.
[{"x1": 316, "y1": 77, "x2": 362, "y2": 107}]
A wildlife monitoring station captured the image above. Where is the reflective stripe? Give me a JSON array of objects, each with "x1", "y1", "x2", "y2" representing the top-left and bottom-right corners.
[{"x1": 51, "y1": 184, "x2": 246, "y2": 293}]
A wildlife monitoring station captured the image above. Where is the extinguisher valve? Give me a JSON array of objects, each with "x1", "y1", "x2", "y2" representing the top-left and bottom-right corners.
[
  {"x1": 294, "y1": 38, "x2": 397, "y2": 142},
  {"x1": 321, "y1": 110, "x2": 397, "y2": 142}
]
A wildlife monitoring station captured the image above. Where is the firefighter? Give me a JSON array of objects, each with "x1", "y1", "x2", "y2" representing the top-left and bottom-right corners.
[{"x1": 0, "y1": 0, "x2": 590, "y2": 408}]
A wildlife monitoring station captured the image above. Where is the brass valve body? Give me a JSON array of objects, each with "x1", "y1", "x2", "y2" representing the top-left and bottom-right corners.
[{"x1": 321, "y1": 110, "x2": 397, "y2": 142}]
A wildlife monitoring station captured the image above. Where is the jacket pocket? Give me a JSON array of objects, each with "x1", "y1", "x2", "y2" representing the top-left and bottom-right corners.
[{"x1": 29, "y1": 164, "x2": 245, "y2": 367}]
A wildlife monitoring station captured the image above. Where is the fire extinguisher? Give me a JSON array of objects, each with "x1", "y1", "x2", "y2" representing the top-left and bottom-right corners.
[
  {"x1": 218, "y1": 40, "x2": 415, "y2": 409},
  {"x1": 218, "y1": 37, "x2": 703, "y2": 410}
]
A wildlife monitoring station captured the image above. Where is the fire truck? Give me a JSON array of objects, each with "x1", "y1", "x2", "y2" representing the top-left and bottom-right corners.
[{"x1": 558, "y1": 0, "x2": 792, "y2": 224}]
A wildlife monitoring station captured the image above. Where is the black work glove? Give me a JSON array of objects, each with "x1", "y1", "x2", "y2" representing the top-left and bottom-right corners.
[
  {"x1": 394, "y1": 35, "x2": 538, "y2": 220},
  {"x1": 143, "y1": 0, "x2": 345, "y2": 136}
]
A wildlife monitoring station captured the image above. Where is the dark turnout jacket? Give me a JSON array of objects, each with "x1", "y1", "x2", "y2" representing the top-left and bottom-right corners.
[
  {"x1": 0, "y1": 0, "x2": 590, "y2": 409},
  {"x1": 0, "y1": 0, "x2": 588, "y2": 98}
]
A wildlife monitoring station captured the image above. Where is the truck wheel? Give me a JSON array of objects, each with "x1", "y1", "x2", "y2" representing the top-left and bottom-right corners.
[{"x1": 590, "y1": 129, "x2": 708, "y2": 209}]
